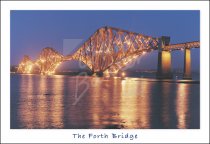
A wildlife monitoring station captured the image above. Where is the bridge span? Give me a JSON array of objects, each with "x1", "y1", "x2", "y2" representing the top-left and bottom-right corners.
[{"x1": 17, "y1": 26, "x2": 200, "y2": 79}]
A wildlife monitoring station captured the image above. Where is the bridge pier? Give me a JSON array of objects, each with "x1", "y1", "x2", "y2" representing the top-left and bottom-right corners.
[
  {"x1": 157, "y1": 51, "x2": 173, "y2": 79},
  {"x1": 156, "y1": 36, "x2": 173, "y2": 79},
  {"x1": 183, "y1": 48, "x2": 192, "y2": 79}
]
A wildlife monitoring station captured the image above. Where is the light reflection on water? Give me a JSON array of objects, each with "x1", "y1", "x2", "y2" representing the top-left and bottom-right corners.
[
  {"x1": 176, "y1": 84, "x2": 189, "y2": 129},
  {"x1": 11, "y1": 74, "x2": 199, "y2": 129}
]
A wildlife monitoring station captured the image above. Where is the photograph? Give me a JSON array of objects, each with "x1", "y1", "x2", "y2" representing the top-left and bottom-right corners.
[{"x1": 10, "y1": 10, "x2": 200, "y2": 129}]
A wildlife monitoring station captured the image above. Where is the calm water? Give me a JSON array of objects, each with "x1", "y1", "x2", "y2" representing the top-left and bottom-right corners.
[{"x1": 10, "y1": 74, "x2": 200, "y2": 129}]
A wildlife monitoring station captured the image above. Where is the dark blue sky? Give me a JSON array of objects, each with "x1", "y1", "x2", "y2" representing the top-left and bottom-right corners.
[{"x1": 11, "y1": 10, "x2": 200, "y2": 71}]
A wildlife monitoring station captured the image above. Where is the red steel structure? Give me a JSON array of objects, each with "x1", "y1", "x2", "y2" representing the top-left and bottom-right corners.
[{"x1": 17, "y1": 26, "x2": 200, "y2": 76}]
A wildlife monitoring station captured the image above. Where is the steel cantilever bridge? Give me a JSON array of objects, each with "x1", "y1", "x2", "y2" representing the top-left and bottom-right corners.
[{"x1": 17, "y1": 26, "x2": 200, "y2": 79}]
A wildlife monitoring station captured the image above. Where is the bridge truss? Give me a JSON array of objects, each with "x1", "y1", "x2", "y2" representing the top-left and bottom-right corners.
[
  {"x1": 66, "y1": 26, "x2": 159, "y2": 74},
  {"x1": 16, "y1": 26, "x2": 200, "y2": 75}
]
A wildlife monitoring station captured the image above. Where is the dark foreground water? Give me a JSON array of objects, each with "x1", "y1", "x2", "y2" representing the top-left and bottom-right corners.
[{"x1": 10, "y1": 74, "x2": 200, "y2": 129}]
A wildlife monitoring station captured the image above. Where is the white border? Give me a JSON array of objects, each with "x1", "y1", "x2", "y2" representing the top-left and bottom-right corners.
[{"x1": 1, "y1": 1, "x2": 209, "y2": 143}]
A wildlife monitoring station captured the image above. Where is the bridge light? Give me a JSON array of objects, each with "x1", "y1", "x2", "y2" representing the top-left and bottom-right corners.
[
  {"x1": 133, "y1": 56, "x2": 137, "y2": 59},
  {"x1": 40, "y1": 59, "x2": 45, "y2": 63},
  {"x1": 106, "y1": 49, "x2": 110, "y2": 53},
  {"x1": 104, "y1": 70, "x2": 110, "y2": 78},
  {"x1": 121, "y1": 72, "x2": 126, "y2": 77}
]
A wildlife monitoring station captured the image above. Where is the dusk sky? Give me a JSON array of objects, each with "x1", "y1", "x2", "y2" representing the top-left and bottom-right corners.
[{"x1": 11, "y1": 10, "x2": 200, "y2": 71}]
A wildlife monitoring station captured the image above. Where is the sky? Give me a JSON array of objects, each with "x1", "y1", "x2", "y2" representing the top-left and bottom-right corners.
[{"x1": 10, "y1": 10, "x2": 200, "y2": 71}]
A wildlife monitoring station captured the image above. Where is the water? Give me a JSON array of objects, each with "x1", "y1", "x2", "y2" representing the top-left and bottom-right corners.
[{"x1": 10, "y1": 74, "x2": 200, "y2": 129}]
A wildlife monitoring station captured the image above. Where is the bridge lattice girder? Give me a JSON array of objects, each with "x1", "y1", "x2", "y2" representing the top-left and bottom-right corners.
[
  {"x1": 164, "y1": 41, "x2": 200, "y2": 51},
  {"x1": 17, "y1": 27, "x2": 200, "y2": 75},
  {"x1": 66, "y1": 26, "x2": 159, "y2": 73},
  {"x1": 35, "y1": 47, "x2": 64, "y2": 74},
  {"x1": 17, "y1": 55, "x2": 34, "y2": 73}
]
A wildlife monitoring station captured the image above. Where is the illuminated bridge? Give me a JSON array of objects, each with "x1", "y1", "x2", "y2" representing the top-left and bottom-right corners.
[{"x1": 17, "y1": 26, "x2": 200, "y2": 79}]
